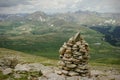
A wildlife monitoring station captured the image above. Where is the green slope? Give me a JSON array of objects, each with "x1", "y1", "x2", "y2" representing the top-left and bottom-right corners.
[
  {"x1": 0, "y1": 11, "x2": 120, "y2": 66},
  {"x1": 0, "y1": 20, "x2": 120, "y2": 65}
]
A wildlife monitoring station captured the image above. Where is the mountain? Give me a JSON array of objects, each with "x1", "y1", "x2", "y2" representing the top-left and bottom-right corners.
[{"x1": 0, "y1": 10, "x2": 120, "y2": 65}]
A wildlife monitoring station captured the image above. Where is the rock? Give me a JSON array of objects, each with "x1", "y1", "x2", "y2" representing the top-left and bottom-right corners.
[
  {"x1": 66, "y1": 43, "x2": 73, "y2": 47},
  {"x1": 76, "y1": 41, "x2": 81, "y2": 46},
  {"x1": 13, "y1": 73, "x2": 21, "y2": 79},
  {"x1": 59, "y1": 47, "x2": 66, "y2": 55},
  {"x1": 0, "y1": 57, "x2": 18, "y2": 69},
  {"x1": 114, "y1": 75, "x2": 120, "y2": 80},
  {"x1": 41, "y1": 66, "x2": 54, "y2": 75},
  {"x1": 15, "y1": 63, "x2": 45, "y2": 72},
  {"x1": 64, "y1": 54, "x2": 72, "y2": 58},
  {"x1": 58, "y1": 32, "x2": 90, "y2": 77},
  {"x1": 68, "y1": 71, "x2": 79, "y2": 76},
  {"x1": 62, "y1": 57, "x2": 72, "y2": 61},
  {"x1": 73, "y1": 51, "x2": 82, "y2": 56},
  {"x1": 46, "y1": 73, "x2": 65, "y2": 80},
  {"x1": 58, "y1": 61, "x2": 65, "y2": 66},
  {"x1": 62, "y1": 70, "x2": 69, "y2": 75},
  {"x1": 73, "y1": 45, "x2": 78, "y2": 48},
  {"x1": 2, "y1": 68, "x2": 12, "y2": 75},
  {"x1": 65, "y1": 49, "x2": 72, "y2": 54},
  {"x1": 66, "y1": 76, "x2": 79, "y2": 80},
  {"x1": 28, "y1": 63, "x2": 45, "y2": 71},
  {"x1": 91, "y1": 70, "x2": 104, "y2": 76},
  {"x1": 75, "y1": 68, "x2": 81, "y2": 72},
  {"x1": 15, "y1": 64, "x2": 30, "y2": 72},
  {"x1": 79, "y1": 77, "x2": 94, "y2": 80},
  {"x1": 68, "y1": 37, "x2": 74, "y2": 44},
  {"x1": 38, "y1": 76, "x2": 48, "y2": 80},
  {"x1": 55, "y1": 70, "x2": 62, "y2": 75},
  {"x1": 63, "y1": 67, "x2": 71, "y2": 71},
  {"x1": 74, "y1": 32, "x2": 81, "y2": 42},
  {"x1": 66, "y1": 64, "x2": 77, "y2": 68}
]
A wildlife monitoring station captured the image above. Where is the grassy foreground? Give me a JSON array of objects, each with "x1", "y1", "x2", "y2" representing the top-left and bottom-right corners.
[{"x1": 0, "y1": 48, "x2": 120, "y2": 69}]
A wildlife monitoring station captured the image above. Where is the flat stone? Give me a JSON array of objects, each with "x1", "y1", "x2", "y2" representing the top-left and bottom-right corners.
[
  {"x1": 66, "y1": 64, "x2": 77, "y2": 68},
  {"x1": 73, "y1": 45, "x2": 78, "y2": 48},
  {"x1": 46, "y1": 73, "x2": 65, "y2": 80},
  {"x1": 75, "y1": 68, "x2": 81, "y2": 72},
  {"x1": 74, "y1": 32, "x2": 81, "y2": 42},
  {"x1": 59, "y1": 47, "x2": 66, "y2": 55},
  {"x1": 63, "y1": 67, "x2": 70, "y2": 71},
  {"x1": 79, "y1": 77, "x2": 94, "y2": 80},
  {"x1": 55, "y1": 70, "x2": 62, "y2": 75},
  {"x1": 58, "y1": 61, "x2": 65, "y2": 66},
  {"x1": 91, "y1": 70, "x2": 104, "y2": 76},
  {"x1": 68, "y1": 37, "x2": 74, "y2": 44},
  {"x1": 14, "y1": 64, "x2": 30, "y2": 72},
  {"x1": 68, "y1": 71, "x2": 79, "y2": 76},
  {"x1": 66, "y1": 76, "x2": 79, "y2": 80},
  {"x1": 41, "y1": 66, "x2": 54, "y2": 75},
  {"x1": 73, "y1": 52, "x2": 82, "y2": 56},
  {"x1": 2, "y1": 68, "x2": 12, "y2": 75},
  {"x1": 38, "y1": 76, "x2": 48, "y2": 80},
  {"x1": 64, "y1": 54, "x2": 72, "y2": 58},
  {"x1": 13, "y1": 73, "x2": 21, "y2": 79},
  {"x1": 62, "y1": 70, "x2": 68, "y2": 75},
  {"x1": 66, "y1": 43, "x2": 73, "y2": 47},
  {"x1": 65, "y1": 49, "x2": 72, "y2": 54}
]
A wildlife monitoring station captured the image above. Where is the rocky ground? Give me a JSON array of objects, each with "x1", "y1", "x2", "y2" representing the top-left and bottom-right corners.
[{"x1": 0, "y1": 57, "x2": 120, "y2": 80}]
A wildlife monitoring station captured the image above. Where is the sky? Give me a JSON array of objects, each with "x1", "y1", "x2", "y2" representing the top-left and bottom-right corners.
[{"x1": 0, "y1": 0, "x2": 120, "y2": 14}]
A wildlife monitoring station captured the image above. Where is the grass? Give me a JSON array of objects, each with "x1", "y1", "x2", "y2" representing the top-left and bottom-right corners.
[
  {"x1": 0, "y1": 21, "x2": 120, "y2": 66},
  {"x1": 0, "y1": 48, "x2": 58, "y2": 66}
]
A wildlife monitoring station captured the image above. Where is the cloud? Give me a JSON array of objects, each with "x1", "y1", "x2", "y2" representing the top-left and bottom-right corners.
[
  {"x1": 0, "y1": 0, "x2": 30, "y2": 7},
  {"x1": 0, "y1": 0, "x2": 120, "y2": 14}
]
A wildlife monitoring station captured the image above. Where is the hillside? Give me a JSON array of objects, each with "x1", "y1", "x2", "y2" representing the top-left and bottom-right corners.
[
  {"x1": 0, "y1": 48, "x2": 120, "y2": 80},
  {"x1": 0, "y1": 10, "x2": 120, "y2": 66},
  {"x1": 0, "y1": 48, "x2": 58, "y2": 65}
]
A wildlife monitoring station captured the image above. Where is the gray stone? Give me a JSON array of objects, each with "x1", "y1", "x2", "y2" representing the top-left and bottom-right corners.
[
  {"x1": 38, "y1": 76, "x2": 48, "y2": 80},
  {"x1": 58, "y1": 61, "x2": 65, "y2": 66},
  {"x1": 66, "y1": 64, "x2": 77, "y2": 68},
  {"x1": 79, "y1": 77, "x2": 94, "y2": 80},
  {"x1": 59, "y1": 47, "x2": 66, "y2": 55},
  {"x1": 65, "y1": 49, "x2": 72, "y2": 54},
  {"x1": 74, "y1": 32, "x2": 81, "y2": 42},
  {"x1": 62, "y1": 70, "x2": 68, "y2": 75},
  {"x1": 14, "y1": 64, "x2": 30, "y2": 72},
  {"x1": 41, "y1": 66, "x2": 54, "y2": 75},
  {"x1": 66, "y1": 76, "x2": 79, "y2": 80},
  {"x1": 28, "y1": 63, "x2": 45, "y2": 71},
  {"x1": 58, "y1": 32, "x2": 90, "y2": 77},
  {"x1": 66, "y1": 43, "x2": 73, "y2": 47},
  {"x1": 55, "y1": 70, "x2": 62, "y2": 75},
  {"x1": 68, "y1": 37, "x2": 74, "y2": 44},
  {"x1": 91, "y1": 70, "x2": 104, "y2": 76},
  {"x1": 46, "y1": 73, "x2": 65, "y2": 80},
  {"x1": 64, "y1": 54, "x2": 72, "y2": 58},
  {"x1": 2, "y1": 68, "x2": 12, "y2": 75},
  {"x1": 13, "y1": 73, "x2": 21, "y2": 79},
  {"x1": 68, "y1": 71, "x2": 79, "y2": 76}
]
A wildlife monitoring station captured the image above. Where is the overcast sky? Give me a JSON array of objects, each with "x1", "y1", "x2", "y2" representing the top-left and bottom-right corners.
[{"x1": 0, "y1": 0, "x2": 120, "y2": 14}]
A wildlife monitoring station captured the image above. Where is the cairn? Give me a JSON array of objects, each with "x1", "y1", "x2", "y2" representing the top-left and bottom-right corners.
[{"x1": 57, "y1": 32, "x2": 90, "y2": 77}]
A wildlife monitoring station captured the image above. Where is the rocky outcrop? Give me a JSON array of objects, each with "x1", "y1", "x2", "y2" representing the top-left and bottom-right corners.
[
  {"x1": 58, "y1": 32, "x2": 90, "y2": 77},
  {"x1": 0, "y1": 57, "x2": 19, "y2": 69}
]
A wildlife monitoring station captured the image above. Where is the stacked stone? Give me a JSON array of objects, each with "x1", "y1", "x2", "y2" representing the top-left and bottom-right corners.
[{"x1": 58, "y1": 32, "x2": 90, "y2": 77}]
